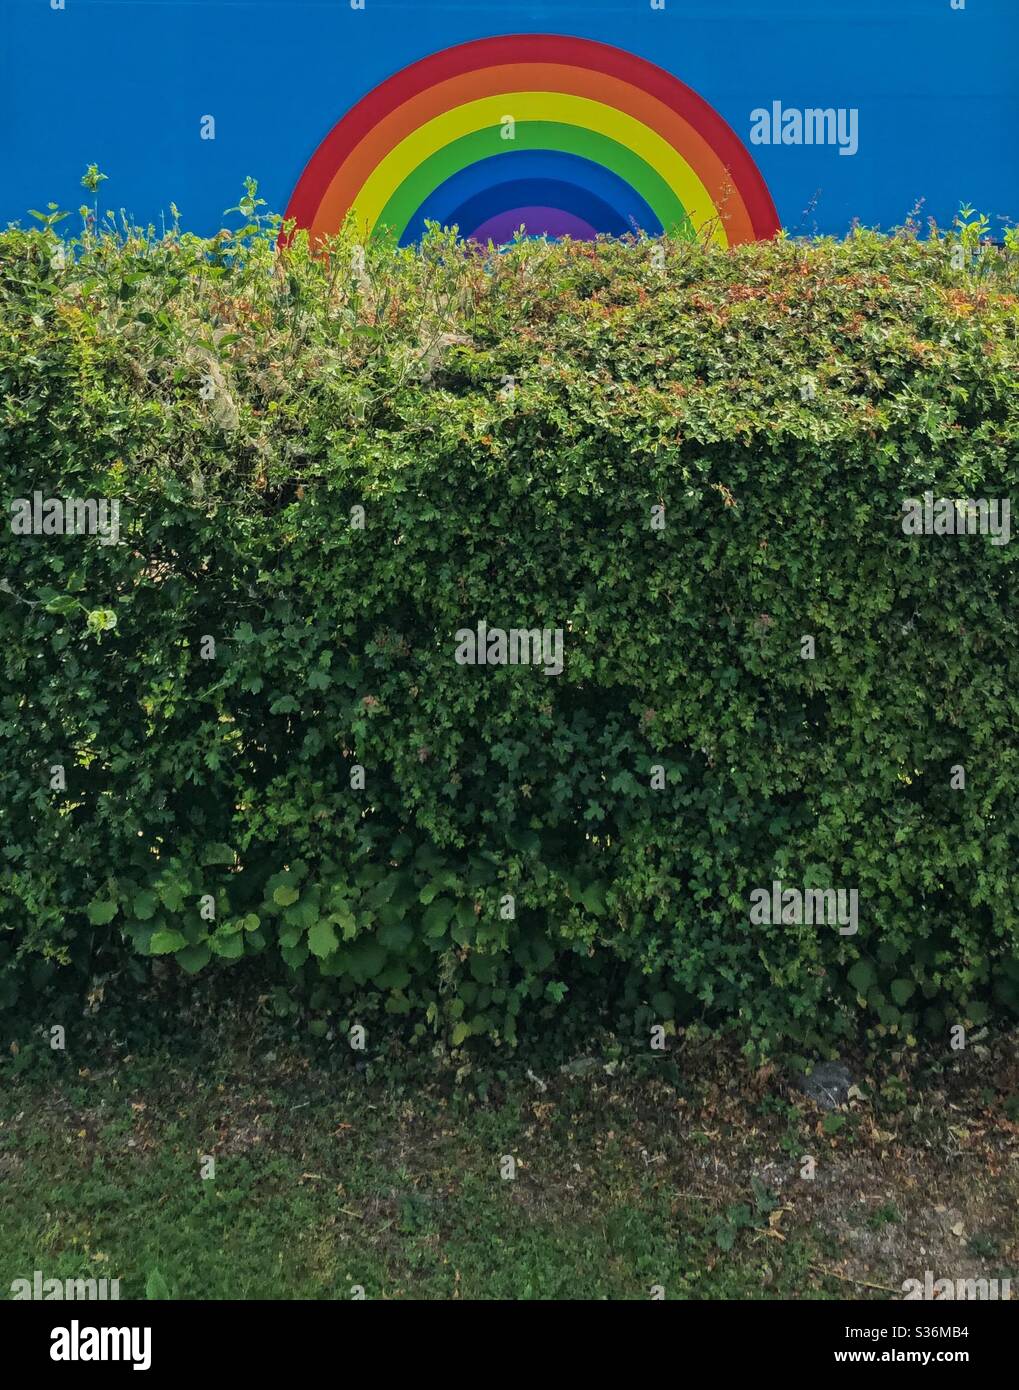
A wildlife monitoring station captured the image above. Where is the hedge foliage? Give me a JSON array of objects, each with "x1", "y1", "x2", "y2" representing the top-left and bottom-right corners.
[{"x1": 2, "y1": 190, "x2": 1018, "y2": 1058}]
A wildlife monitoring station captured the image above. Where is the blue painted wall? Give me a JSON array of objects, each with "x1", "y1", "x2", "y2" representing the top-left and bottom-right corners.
[{"x1": 3, "y1": 0, "x2": 1016, "y2": 237}]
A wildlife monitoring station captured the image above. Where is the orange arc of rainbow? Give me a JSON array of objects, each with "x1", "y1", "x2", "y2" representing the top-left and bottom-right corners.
[{"x1": 308, "y1": 63, "x2": 756, "y2": 246}]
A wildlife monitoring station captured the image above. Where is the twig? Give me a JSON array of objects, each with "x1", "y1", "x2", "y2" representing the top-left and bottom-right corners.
[{"x1": 810, "y1": 1264, "x2": 901, "y2": 1296}]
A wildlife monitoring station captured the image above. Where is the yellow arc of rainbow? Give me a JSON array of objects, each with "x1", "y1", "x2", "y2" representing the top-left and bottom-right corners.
[{"x1": 350, "y1": 92, "x2": 728, "y2": 246}]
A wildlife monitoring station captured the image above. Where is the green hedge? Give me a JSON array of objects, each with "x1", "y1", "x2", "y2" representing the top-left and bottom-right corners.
[{"x1": 2, "y1": 195, "x2": 1019, "y2": 1056}]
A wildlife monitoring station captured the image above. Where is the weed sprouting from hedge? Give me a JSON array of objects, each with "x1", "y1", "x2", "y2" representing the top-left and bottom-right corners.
[{"x1": 2, "y1": 190, "x2": 1018, "y2": 1060}]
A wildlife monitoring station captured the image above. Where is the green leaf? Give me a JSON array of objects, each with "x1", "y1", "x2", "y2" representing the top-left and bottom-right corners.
[
  {"x1": 346, "y1": 940, "x2": 386, "y2": 982},
  {"x1": 132, "y1": 891, "x2": 158, "y2": 921},
  {"x1": 581, "y1": 884, "x2": 606, "y2": 916},
  {"x1": 278, "y1": 922, "x2": 303, "y2": 949},
  {"x1": 327, "y1": 909, "x2": 356, "y2": 940},
  {"x1": 273, "y1": 885, "x2": 300, "y2": 907},
  {"x1": 284, "y1": 898, "x2": 319, "y2": 930},
  {"x1": 145, "y1": 1269, "x2": 171, "y2": 1300},
  {"x1": 86, "y1": 899, "x2": 118, "y2": 926},
  {"x1": 308, "y1": 919, "x2": 339, "y2": 959},
  {"x1": 423, "y1": 897, "x2": 453, "y2": 937},
  {"x1": 651, "y1": 990, "x2": 675, "y2": 1020},
  {"x1": 157, "y1": 881, "x2": 185, "y2": 912},
  {"x1": 44, "y1": 594, "x2": 80, "y2": 615},
  {"x1": 210, "y1": 931, "x2": 244, "y2": 959},
  {"x1": 890, "y1": 979, "x2": 915, "y2": 1006},
  {"x1": 281, "y1": 943, "x2": 310, "y2": 970},
  {"x1": 378, "y1": 920, "x2": 413, "y2": 952},
  {"x1": 175, "y1": 945, "x2": 212, "y2": 974},
  {"x1": 150, "y1": 929, "x2": 187, "y2": 955},
  {"x1": 847, "y1": 960, "x2": 876, "y2": 996},
  {"x1": 201, "y1": 842, "x2": 235, "y2": 866},
  {"x1": 506, "y1": 828, "x2": 539, "y2": 854}
]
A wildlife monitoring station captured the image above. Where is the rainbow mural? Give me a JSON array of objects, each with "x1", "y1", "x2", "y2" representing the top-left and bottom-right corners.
[{"x1": 286, "y1": 35, "x2": 780, "y2": 248}]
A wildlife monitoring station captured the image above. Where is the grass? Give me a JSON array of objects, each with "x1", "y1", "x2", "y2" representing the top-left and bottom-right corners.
[
  {"x1": 1, "y1": 1001, "x2": 1017, "y2": 1300},
  {"x1": 0, "y1": 1053, "x2": 822, "y2": 1300}
]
